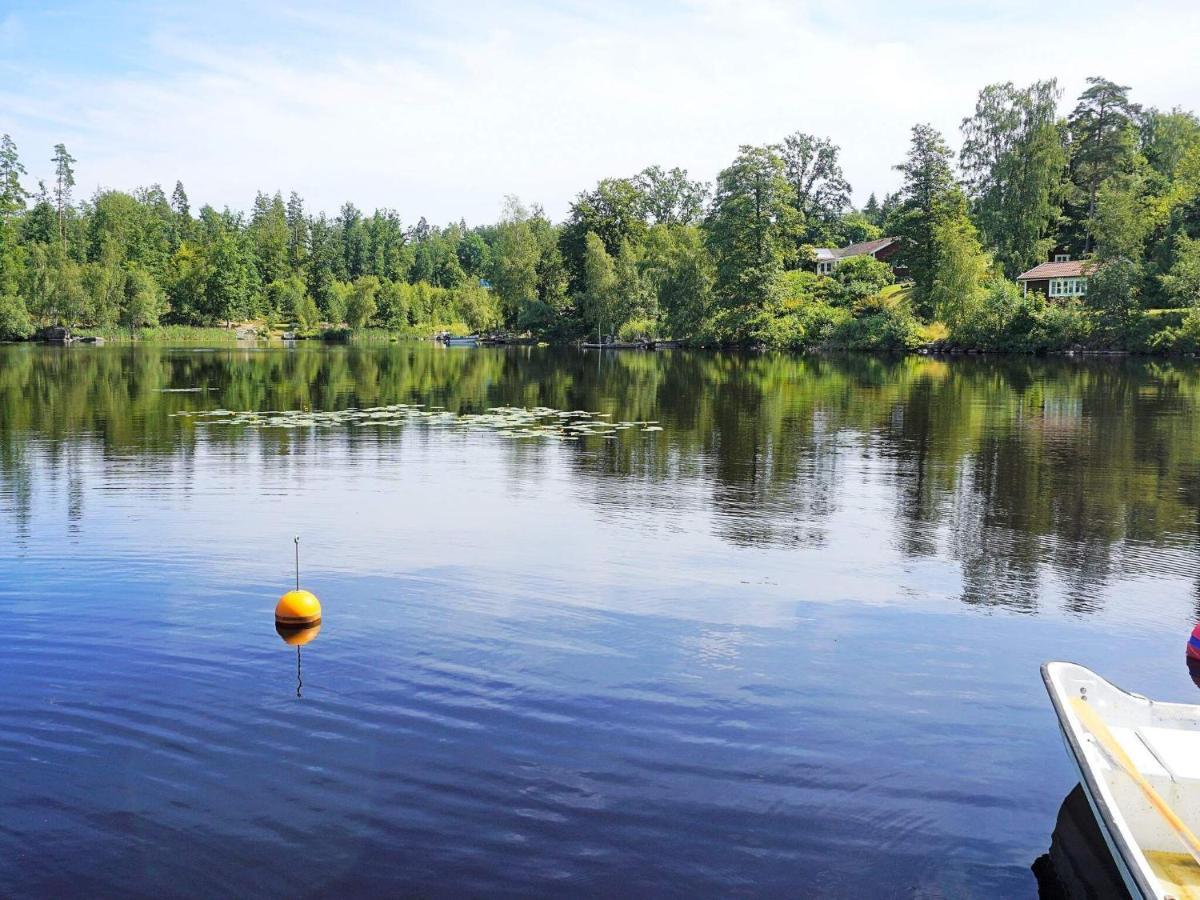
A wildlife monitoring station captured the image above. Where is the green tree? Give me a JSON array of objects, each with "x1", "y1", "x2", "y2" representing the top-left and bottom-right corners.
[
  {"x1": 0, "y1": 134, "x2": 29, "y2": 217},
  {"x1": 1160, "y1": 234, "x2": 1200, "y2": 307},
  {"x1": 1141, "y1": 109, "x2": 1200, "y2": 180},
  {"x1": 0, "y1": 212, "x2": 29, "y2": 338},
  {"x1": 705, "y1": 144, "x2": 798, "y2": 339},
  {"x1": 249, "y1": 191, "x2": 290, "y2": 288},
  {"x1": 345, "y1": 275, "x2": 380, "y2": 330},
  {"x1": 338, "y1": 202, "x2": 368, "y2": 279},
  {"x1": 365, "y1": 209, "x2": 410, "y2": 281},
  {"x1": 285, "y1": 192, "x2": 309, "y2": 273},
  {"x1": 837, "y1": 211, "x2": 881, "y2": 245},
  {"x1": 641, "y1": 224, "x2": 713, "y2": 340},
  {"x1": 326, "y1": 280, "x2": 350, "y2": 325},
  {"x1": 614, "y1": 239, "x2": 653, "y2": 334},
  {"x1": 892, "y1": 123, "x2": 958, "y2": 316},
  {"x1": 121, "y1": 264, "x2": 165, "y2": 327},
  {"x1": 524, "y1": 219, "x2": 570, "y2": 335},
  {"x1": 780, "y1": 132, "x2": 852, "y2": 244},
  {"x1": 928, "y1": 195, "x2": 992, "y2": 328},
  {"x1": 81, "y1": 249, "x2": 126, "y2": 327},
  {"x1": 306, "y1": 214, "x2": 340, "y2": 318},
  {"x1": 165, "y1": 243, "x2": 207, "y2": 324},
  {"x1": 169, "y1": 181, "x2": 193, "y2": 249},
  {"x1": 635, "y1": 166, "x2": 709, "y2": 226},
  {"x1": 87, "y1": 191, "x2": 152, "y2": 270},
  {"x1": 0, "y1": 284, "x2": 30, "y2": 338},
  {"x1": 51, "y1": 143, "x2": 76, "y2": 244},
  {"x1": 24, "y1": 241, "x2": 85, "y2": 326},
  {"x1": 831, "y1": 254, "x2": 894, "y2": 306},
  {"x1": 560, "y1": 177, "x2": 648, "y2": 291},
  {"x1": 490, "y1": 196, "x2": 540, "y2": 326},
  {"x1": 1087, "y1": 257, "x2": 1142, "y2": 343},
  {"x1": 1066, "y1": 77, "x2": 1141, "y2": 252},
  {"x1": 269, "y1": 275, "x2": 318, "y2": 331},
  {"x1": 862, "y1": 193, "x2": 883, "y2": 227},
  {"x1": 410, "y1": 227, "x2": 466, "y2": 288},
  {"x1": 457, "y1": 231, "x2": 491, "y2": 279},
  {"x1": 581, "y1": 231, "x2": 616, "y2": 339},
  {"x1": 0, "y1": 136, "x2": 29, "y2": 337},
  {"x1": 376, "y1": 279, "x2": 410, "y2": 328},
  {"x1": 200, "y1": 210, "x2": 257, "y2": 325},
  {"x1": 1092, "y1": 173, "x2": 1154, "y2": 262},
  {"x1": 959, "y1": 80, "x2": 1068, "y2": 277}
]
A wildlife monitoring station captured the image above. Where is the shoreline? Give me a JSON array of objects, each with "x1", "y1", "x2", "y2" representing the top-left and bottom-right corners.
[{"x1": 8, "y1": 328, "x2": 1200, "y2": 360}]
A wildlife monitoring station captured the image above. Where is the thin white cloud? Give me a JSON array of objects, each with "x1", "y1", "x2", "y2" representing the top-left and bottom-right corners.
[{"x1": 3, "y1": 0, "x2": 1199, "y2": 223}]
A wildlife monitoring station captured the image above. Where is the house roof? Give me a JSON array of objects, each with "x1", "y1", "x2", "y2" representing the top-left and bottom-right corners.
[
  {"x1": 832, "y1": 236, "x2": 899, "y2": 259},
  {"x1": 812, "y1": 236, "x2": 900, "y2": 261},
  {"x1": 1016, "y1": 260, "x2": 1094, "y2": 280}
]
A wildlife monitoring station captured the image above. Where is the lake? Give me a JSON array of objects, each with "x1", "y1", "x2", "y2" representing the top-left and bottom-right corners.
[{"x1": 2, "y1": 343, "x2": 1199, "y2": 897}]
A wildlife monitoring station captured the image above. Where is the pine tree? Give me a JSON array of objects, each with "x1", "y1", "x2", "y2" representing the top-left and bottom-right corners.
[
  {"x1": 892, "y1": 124, "x2": 958, "y2": 316},
  {"x1": 0, "y1": 134, "x2": 29, "y2": 217},
  {"x1": 1066, "y1": 77, "x2": 1141, "y2": 252},
  {"x1": 51, "y1": 143, "x2": 76, "y2": 244},
  {"x1": 285, "y1": 192, "x2": 309, "y2": 274}
]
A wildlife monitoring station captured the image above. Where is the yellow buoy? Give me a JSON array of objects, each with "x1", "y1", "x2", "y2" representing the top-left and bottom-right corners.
[
  {"x1": 275, "y1": 589, "x2": 322, "y2": 627},
  {"x1": 275, "y1": 536, "x2": 321, "y2": 627}
]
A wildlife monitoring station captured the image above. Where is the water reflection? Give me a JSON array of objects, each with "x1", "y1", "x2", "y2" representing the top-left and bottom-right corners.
[
  {"x1": 1033, "y1": 784, "x2": 1128, "y2": 899},
  {"x1": 276, "y1": 623, "x2": 320, "y2": 698},
  {"x1": 3, "y1": 345, "x2": 1200, "y2": 618}
]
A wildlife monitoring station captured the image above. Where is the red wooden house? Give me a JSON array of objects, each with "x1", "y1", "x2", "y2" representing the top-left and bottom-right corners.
[{"x1": 813, "y1": 236, "x2": 904, "y2": 276}]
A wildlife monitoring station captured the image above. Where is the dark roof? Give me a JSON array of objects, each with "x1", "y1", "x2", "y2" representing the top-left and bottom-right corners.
[
  {"x1": 1016, "y1": 260, "x2": 1094, "y2": 280},
  {"x1": 830, "y1": 236, "x2": 899, "y2": 260}
]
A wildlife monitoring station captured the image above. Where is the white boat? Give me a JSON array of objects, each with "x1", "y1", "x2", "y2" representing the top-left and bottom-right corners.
[{"x1": 1043, "y1": 662, "x2": 1200, "y2": 899}]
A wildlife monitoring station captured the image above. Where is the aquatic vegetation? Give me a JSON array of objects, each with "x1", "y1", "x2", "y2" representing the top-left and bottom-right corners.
[{"x1": 172, "y1": 403, "x2": 663, "y2": 441}]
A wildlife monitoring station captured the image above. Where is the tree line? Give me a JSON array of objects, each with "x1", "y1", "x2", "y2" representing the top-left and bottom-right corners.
[{"x1": 2, "y1": 75, "x2": 1199, "y2": 350}]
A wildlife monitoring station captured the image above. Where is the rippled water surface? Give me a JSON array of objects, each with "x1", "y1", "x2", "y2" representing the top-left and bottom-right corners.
[{"x1": 3, "y1": 344, "x2": 1200, "y2": 897}]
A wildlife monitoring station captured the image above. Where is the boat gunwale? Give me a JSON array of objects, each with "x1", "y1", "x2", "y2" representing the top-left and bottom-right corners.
[{"x1": 1042, "y1": 661, "x2": 1160, "y2": 900}]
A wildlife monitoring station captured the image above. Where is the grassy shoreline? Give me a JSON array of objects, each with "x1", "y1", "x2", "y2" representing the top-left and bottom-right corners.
[{"x1": 7, "y1": 326, "x2": 1198, "y2": 358}]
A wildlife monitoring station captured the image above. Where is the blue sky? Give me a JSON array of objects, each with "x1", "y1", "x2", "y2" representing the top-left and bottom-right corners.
[{"x1": 2, "y1": 0, "x2": 1199, "y2": 223}]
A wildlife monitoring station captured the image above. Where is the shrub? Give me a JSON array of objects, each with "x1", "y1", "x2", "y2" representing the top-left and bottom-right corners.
[
  {"x1": 947, "y1": 280, "x2": 1092, "y2": 352},
  {"x1": 831, "y1": 255, "x2": 894, "y2": 305},
  {"x1": 1148, "y1": 307, "x2": 1200, "y2": 353},
  {"x1": 1087, "y1": 258, "x2": 1143, "y2": 346},
  {"x1": 831, "y1": 304, "x2": 923, "y2": 351},
  {"x1": 618, "y1": 316, "x2": 657, "y2": 342}
]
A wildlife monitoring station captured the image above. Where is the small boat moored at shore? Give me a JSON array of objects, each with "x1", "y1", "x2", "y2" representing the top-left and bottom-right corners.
[
  {"x1": 581, "y1": 340, "x2": 649, "y2": 350},
  {"x1": 434, "y1": 331, "x2": 479, "y2": 346},
  {"x1": 1043, "y1": 661, "x2": 1200, "y2": 899}
]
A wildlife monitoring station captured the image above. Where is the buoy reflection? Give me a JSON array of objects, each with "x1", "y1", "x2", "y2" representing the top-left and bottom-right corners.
[
  {"x1": 277, "y1": 622, "x2": 320, "y2": 698},
  {"x1": 276, "y1": 621, "x2": 321, "y2": 646}
]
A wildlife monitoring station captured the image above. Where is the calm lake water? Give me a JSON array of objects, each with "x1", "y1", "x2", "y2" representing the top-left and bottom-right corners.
[{"x1": 3, "y1": 343, "x2": 1200, "y2": 897}]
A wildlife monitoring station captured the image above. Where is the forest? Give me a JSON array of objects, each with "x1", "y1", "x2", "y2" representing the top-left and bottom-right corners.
[{"x1": 2, "y1": 75, "x2": 1200, "y2": 352}]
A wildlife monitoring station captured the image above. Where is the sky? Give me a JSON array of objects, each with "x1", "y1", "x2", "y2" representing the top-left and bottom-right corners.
[{"x1": 2, "y1": 0, "x2": 1199, "y2": 225}]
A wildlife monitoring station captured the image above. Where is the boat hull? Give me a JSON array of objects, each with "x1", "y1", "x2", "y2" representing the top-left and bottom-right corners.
[
  {"x1": 1054, "y1": 714, "x2": 1145, "y2": 898},
  {"x1": 1042, "y1": 661, "x2": 1200, "y2": 900}
]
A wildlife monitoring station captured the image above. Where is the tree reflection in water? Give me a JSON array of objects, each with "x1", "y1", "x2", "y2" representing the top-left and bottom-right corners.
[{"x1": 3, "y1": 344, "x2": 1200, "y2": 614}]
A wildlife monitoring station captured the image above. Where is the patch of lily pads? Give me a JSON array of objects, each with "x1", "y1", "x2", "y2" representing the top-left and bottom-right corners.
[{"x1": 171, "y1": 403, "x2": 663, "y2": 440}]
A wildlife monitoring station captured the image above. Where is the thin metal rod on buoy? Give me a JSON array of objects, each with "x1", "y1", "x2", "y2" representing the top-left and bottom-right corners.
[{"x1": 294, "y1": 536, "x2": 300, "y2": 590}]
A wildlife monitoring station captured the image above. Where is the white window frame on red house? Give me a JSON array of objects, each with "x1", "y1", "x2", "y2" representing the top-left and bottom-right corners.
[{"x1": 1048, "y1": 277, "x2": 1087, "y2": 297}]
